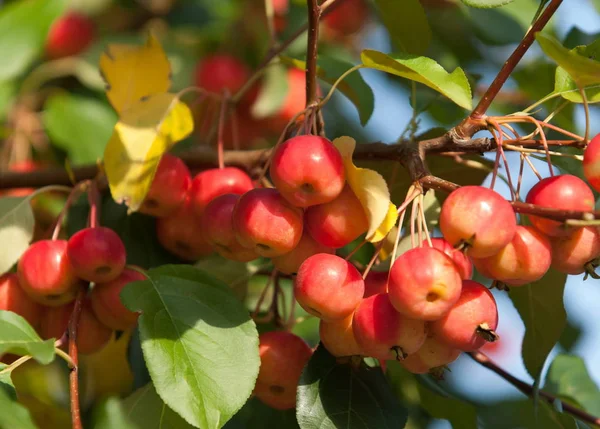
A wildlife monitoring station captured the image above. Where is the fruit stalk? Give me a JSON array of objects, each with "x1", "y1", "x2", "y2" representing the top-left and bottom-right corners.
[{"x1": 68, "y1": 287, "x2": 86, "y2": 429}]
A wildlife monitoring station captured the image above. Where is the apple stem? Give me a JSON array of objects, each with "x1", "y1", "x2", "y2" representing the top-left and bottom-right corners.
[
  {"x1": 87, "y1": 179, "x2": 101, "y2": 228},
  {"x1": 51, "y1": 182, "x2": 88, "y2": 240},
  {"x1": 216, "y1": 92, "x2": 229, "y2": 169},
  {"x1": 68, "y1": 287, "x2": 86, "y2": 429}
]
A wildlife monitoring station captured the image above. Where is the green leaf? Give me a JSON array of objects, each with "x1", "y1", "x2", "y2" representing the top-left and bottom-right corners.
[
  {"x1": 0, "y1": 0, "x2": 67, "y2": 81},
  {"x1": 0, "y1": 196, "x2": 35, "y2": 274},
  {"x1": 0, "y1": 369, "x2": 38, "y2": 429},
  {"x1": 92, "y1": 396, "x2": 136, "y2": 429},
  {"x1": 121, "y1": 265, "x2": 260, "y2": 429},
  {"x1": 479, "y1": 399, "x2": 578, "y2": 429},
  {"x1": 194, "y1": 254, "x2": 256, "y2": 301},
  {"x1": 546, "y1": 354, "x2": 600, "y2": 415},
  {"x1": 43, "y1": 93, "x2": 117, "y2": 165},
  {"x1": 510, "y1": 269, "x2": 567, "y2": 378},
  {"x1": 120, "y1": 384, "x2": 195, "y2": 429},
  {"x1": 459, "y1": 0, "x2": 515, "y2": 8},
  {"x1": 224, "y1": 397, "x2": 300, "y2": 429},
  {"x1": 555, "y1": 67, "x2": 600, "y2": 104},
  {"x1": 466, "y1": 7, "x2": 524, "y2": 45},
  {"x1": 0, "y1": 311, "x2": 55, "y2": 364},
  {"x1": 296, "y1": 345, "x2": 407, "y2": 429},
  {"x1": 250, "y1": 64, "x2": 288, "y2": 119},
  {"x1": 373, "y1": 0, "x2": 432, "y2": 55},
  {"x1": 536, "y1": 33, "x2": 600, "y2": 86},
  {"x1": 361, "y1": 49, "x2": 472, "y2": 110},
  {"x1": 0, "y1": 80, "x2": 16, "y2": 120},
  {"x1": 0, "y1": 363, "x2": 16, "y2": 400}
]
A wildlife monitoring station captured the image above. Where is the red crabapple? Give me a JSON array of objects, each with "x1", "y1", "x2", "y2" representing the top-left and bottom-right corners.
[
  {"x1": 17, "y1": 240, "x2": 80, "y2": 306},
  {"x1": 0, "y1": 273, "x2": 42, "y2": 329},
  {"x1": 582, "y1": 133, "x2": 600, "y2": 192},
  {"x1": 399, "y1": 336, "x2": 461, "y2": 374},
  {"x1": 139, "y1": 154, "x2": 191, "y2": 218},
  {"x1": 255, "y1": 331, "x2": 313, "y2": 410},
  {"x1": 305, "y1": 185, "x2": 368, "y2": 248},
  {"x1": 45, "y1": 12, "x2": 95, "y2": 59},
  {"x1": 430, "y1": 280, "x2": 498, "y2": 352},
  {"x1": 319, "y1": 313, "x2": 362, "y2": 357},
  {"x1": 471, "y1": 225, "x2": 552, "y2": 286},
  {"x1": 270, "y1": 135, "x2": 345, "y2": 207},
  {"x1": 425, "y1": 237, "x2": 473, "y2": 280},
  {"x1": 67, "y1": 227, "x2": 126, "y2": 283},
  {"x1": 352, "y1": 293, "x2": 427, "y2": 360},
  {"x1": 194, "y1": 54, "x2": 250, "y2": 95},
  {"x1": 189, "y1": 167, "x2": 254, "y2": 217},
  {"x1": 295, "y1": 254, "x2": 364, "y2": 321},
  {"x1": 90, "y1": 268, "x2": 146, "y2": 331},
  {"x1": 322, "y1": 0, "x2": 369, "y2": 37},
  {"x1": 388, "y1": 247, "x2": 462, "y2": 321},
  {"x1": 232, "y1": 188, "x2": 303, "y2": 257},
  {"x1": 551, "y1": 226, "x2": 600, "y2": 275},
  {"x1": 526, "y1": 175, "x2": 595, "y2": 237},
  {"x1": 440, "y1": 186, "x2": 517, "y2": 258},
  {"x1": 363, "y1": 270, "x2": 388, "y2": 298},
  {"x1": 271, "y1": 231, "x2": 334, "y2": 274},
  {"x1": 156, "y1": 198, "x2": 213, "y2": 261}
]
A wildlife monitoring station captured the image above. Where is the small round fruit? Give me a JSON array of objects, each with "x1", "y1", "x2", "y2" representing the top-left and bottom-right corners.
[
  {"x1": 17, "y1": 240, "x2": 80, "y2": 306},
  {"x1": 38, "y1": 303, "x2": 72, "y2": 341},
  {"x1": 295, "y1": 254, "x2": 364, "y2": 321},
  {"x1": 194, "y1": 54, "x2": 250, "y2": 95},
  {"x1": 67, "y1": 227, "x2": 126, "y2": 283},
  {"x1": 189, "y1": 167, "x2": 254, "y2": 216},
  {"x1": 526, "y1": 175, "x2": 595, "y2": 237},
  {"x1": 322, "y1": 0, "x2": 369, "y2": 37},
  {"x1": 582, "y1": 133, "x2": 600, "y2": 192},
  {"x1": 319, "y1": 313, "x2": 362, "y2": 357},
  {"x1": 471, "y1": 225, "x2": 552, "y2": 286},
  {"x1": 400, "y1": 336, "x2": 461, "y2": 374},
  {"x1": 255, "y1": 331, "x2": 313, "y2": 410},
  {"x1": 440, "y1": 186, "x2": 517, "y2": 258},
  {"x1": 45, "y1": 12, "x2": 95, "y2": 59},
  {"x1": 91, "y1": 268, "x2": 146, "y2": 331},
  {"x1": 200, "y1": 194, "x2": 259, "y2": 262},
  {"x1": 270, "y1": 135, "x2": 345, "y2": 207},
  {"x1": 139, "y1": 154, "x2": 191, "y2": 217},
  {"x1": 430, "y1": 280, "x2": 498, "y2": 352},
  {"x1": 232, "y1": 188, "x2": 303, "y2": 257},
  {"x1": 425, "y1": 237, "x2": 473, "y2": 280},
  {"x1": 352, "y1": 293, "x2": 427, "y2": 360},
  {"x1": 156, "y1": 198, "x2": 214, "y2": 261},
  {"x1": 305, "y1": 185, "x2": 368, "y2": 248},
  {"x1": 0, "y1": 273, "x2": 42, "y2": 329},
  {"x1": 388, "y1": 247, "x2": 462, "y2": 321},
  {"x1": 363, "y1": 270, "x2": 388, "y2": 298},
  {"x1": 551, "y1": 226, "x2": 600, "y2": 275},
  {"x1": 271, "y1": 231, "x2": 334, "y2": 274}
]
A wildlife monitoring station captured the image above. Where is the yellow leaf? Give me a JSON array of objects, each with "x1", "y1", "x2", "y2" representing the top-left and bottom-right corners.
[
  {"x1": 100, "y1": 33, "x2": 171, "y2": 114},
  {"x1": 333, "y1": 136, "x2": 398, "y2": 242},
  {"x1": 103, "y1": 92, "x2": 194, "y2": 212}
]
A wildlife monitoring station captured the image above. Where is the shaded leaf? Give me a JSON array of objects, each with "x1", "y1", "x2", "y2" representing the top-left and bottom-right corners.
[
  {"x1": 296, "y1": 345, "x2": 407, "y2": 429},
  {"x1": 467, "y1": 7, "x2": 524, "y2": 45},
  {"x1": 250, "y1": 64, "x2": 288, "y2": 119},
  {"x1": 121, "y1": 265, "x2": 259, "y2": 429},
  {"x1": 479, "y1": 399, "x2": 578, "y2": 429},
  {"x1": 510, "y1": 269, "x2": 567, "y2": 378},
  {"x1": 0, "y1": 311, "x2": 55, "y2": 364},
  {"x1": 373, "y1": 0, "x2": 431, "y2": 55},
  {"x1": 417, "y1": 375, "x2": 477, "y2": 429},
  {"x1": 546, "y1": 354, "x2": 600, "y2": 415},
  {"x1": 361, "y1": 49, "x2": 472, "y2": 110},
  {"x1": 0, "y1": 196, "x2": 35, "y2": 274},
  {"x1": 0, "y1": 370, "x2": 38, "y2": 429},
  {"x1": 224, "y1": 397, "x2": 300, "y2": 429},
  {"x1": 92, "y1": 396, "x2": 136, "y2": 429},
  {"x1": 460, "y1": 0, "x2": 515, "y2": 8}
]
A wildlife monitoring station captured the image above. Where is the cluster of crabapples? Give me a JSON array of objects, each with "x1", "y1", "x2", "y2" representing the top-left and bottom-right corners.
[{"x1": 0, "y1": 227, "x2": 144, "y2": 357}]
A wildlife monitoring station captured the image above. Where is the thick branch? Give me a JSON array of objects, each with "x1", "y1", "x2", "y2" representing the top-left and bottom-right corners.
[
  {"x1": 305, "y1": 0, "x2": 321, "y2": 107},
  {"x1": 469, "y1": 351, "x2": 600, "y2": 427}
]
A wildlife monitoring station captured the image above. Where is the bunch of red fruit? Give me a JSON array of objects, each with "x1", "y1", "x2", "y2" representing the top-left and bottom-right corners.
[{"x1": 1, "y1": 226, "x2": 144, "y2": 357}]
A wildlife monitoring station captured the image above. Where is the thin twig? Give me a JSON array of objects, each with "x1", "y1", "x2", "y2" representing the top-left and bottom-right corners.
[
  {"x1": 305, "y1": 0, "x2": 321, "y2": 108},
  {"x1": 68, "y1": 287, "x2": 86, "y2": 429}
]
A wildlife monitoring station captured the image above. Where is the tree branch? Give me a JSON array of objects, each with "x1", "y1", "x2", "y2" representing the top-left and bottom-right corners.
[
  {"x1": 68, "y1": 287, "x2": 85, "y2": 429},
  {"x1": 469, "y1": 351, "x2": 600, "y2": 427},
  {"x1": 305, "y1": 0, "x2": 321, "y2": 107}
]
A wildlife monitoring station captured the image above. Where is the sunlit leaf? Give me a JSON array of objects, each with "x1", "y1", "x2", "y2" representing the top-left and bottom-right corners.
[
  {"x1": 459, "y1": 0, "x2": 515, "y2": 8},
  {"x1": 0, "y1": 196, "x2": 35, "y2": 275},
  {"x1": 0, "y1": 311, "x2": 55, "y2": 364}
]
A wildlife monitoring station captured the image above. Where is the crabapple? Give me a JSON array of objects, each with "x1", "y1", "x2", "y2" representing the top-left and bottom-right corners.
[
  {"x1": 294, "y1": 254, "x2": 364, "y2": 321},
  {"x1": 200, "y1": 194, "x2": 259, "y2": 262},
  {"x1": 551, "y1": 226, "x2": 600, "y2": 275},
  {"x1": 352, "y1": 293, "x2": 427, "y2": 360},
  {"x1": 399, "y1": 336, "x2": 461, "y2": 374},
  {"x1": 267, "y1": 68, "x2": 306, "y2": 130},
  {"x1": 271, "y1": 231, "x2": 334, "y2": 274},
  {"x1": 0, "y1": 273, "x2": 42, "y2": 329},
  {"x1": 525, "y1": 175, "x2": 594, "y2": 237},
  {"x1": 90, "y1": 268, "x2": 146, "y2": 331},
  {"x1": 322, "y1": 0, "x2": 369, "y2": 37},
  {"x1": 189, "y1": 167, "x2": 254, "y2": 217},
  {"x1": 255, "y1": 331, "x2": 313, "y2": 410},
  {"x1": 425, "y1": 237, "x2": 473, "y2": 280},
  {"x1": 582, "y1": 133, "x2": 600, "y2": 192},
  {"x1": 319, "y1": 313, "x2": 362, "y2": 357},
  {"x1": 270, "y1": 135, "x2": 345, "y2": 207},
  {"x1": 45, "y1": 12, "x2": 95, "y2": 59},
  {"x1": 388, "y1": 247, "x2": 462, "y2": 321},
  {"x1": 17, "y1": 240, "x2": 80, "y2": 306},
  {"x1": 139, "y1": 154, "x2": 191, "y2": 218},
  {"x1": 194, "y1": 54, "x2": 250, "y2": 95},
  {"x1": 363, "y1": 270, "x2": 388, "y2": 297},
  {"x1": 430, "y1": 280, "x2": 498, "y2": 352},
  {"x1": 156, "y1": 198, "x2": 213, "y2": 261},
  {"x1": 232, "y1": 188, "x2": 303, "y2": 257},
  {"x1": 67, "y1": 227, "x2": 126, "y2": 283},
  {"x1": 304, "y1": 185, "x2": 368, "y2": 248},
  {"x1": 471, "y1": 225, "x2": 552, "y2": 286},
  {"x1": 440, "y1": 186, "x2": 517, "y2": 258}
]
